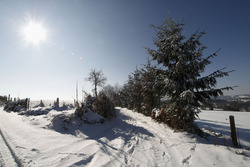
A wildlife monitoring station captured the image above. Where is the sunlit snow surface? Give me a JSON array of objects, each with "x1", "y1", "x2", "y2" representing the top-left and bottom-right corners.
[{"x1": 0, "y1": 105, "x2": 249, "y2": 167}]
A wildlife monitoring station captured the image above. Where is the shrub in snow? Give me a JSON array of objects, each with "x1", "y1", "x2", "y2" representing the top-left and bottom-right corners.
[
  {"x1": 50, "y1": 109, "x2": 104, "y2": 132},
  {"x1": 4, "y1": 99, "x2": 26, "y2": 112},
  {"x1": 82, "y1": 109, "x2": 104, "y2": 124},
  {"x1": 22, "y1": 106, "x2": 56, "y2": 116},
  {"x1": 74, "y1": 105, "x2": 104, "y2": 124},
  {"x1": 75, "y1": 95, "x2": 96, "y2": 118},
  {"x1": 0, "y1": 95, "x2": 7, "y2": 106},
  {"x1": 33, "y1": 100, "x2": 45, "y2": 108},
  {"x1": 151, "y1": 108, "x2": 161, "y2": 119},
  {"x1": 92, "y1": 92, "x2": 115, "y2": 118},
  {"x1": 85, "y1": 95, "x2": 95, "y2": 109},
  {"x1": 50, "y1": 114, "x2": 74, "y2": 130},
  {"x1": 54, "y1": 104, "x2": 74, "y2": 111},
  {"x1": 74, "y1": 93, "x2": 114, "y2": 125},
  {"x1": 151, "y1": 107, "x2": 168, "y2": 123}
]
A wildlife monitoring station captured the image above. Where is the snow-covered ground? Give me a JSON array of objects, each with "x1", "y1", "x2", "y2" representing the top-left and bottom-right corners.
[
  {"x1": 0, "y1": 106, "x2": 249, "y2": 167},
  {"x1": 196, "y1": 110, "x2": 250, "y2": 150}
]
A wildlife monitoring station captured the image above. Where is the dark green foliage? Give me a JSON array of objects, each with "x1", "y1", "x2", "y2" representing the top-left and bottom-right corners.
[
  {"x1": 75, "y1": 93, "x2": 115, "y2": 119},
  {"x1": 120, "y1": 69, "x2": 144, "y2": 112},
  {"x1": 146, "y1": 16, "x2": 234, "y2": 130},
  {"x1": 215, "y1": 100, "x2": 250, "y2": 112},
  {"x1": 93, "y1": 92, "x2": 116, "y2": 118},
  {"x1": 140, "y1": 60, "x2": 164, "y2": 115},
  {"x1": 75, "y1": 95, "x2": 95, "y2": 118},
  {"x1": 120, "y1": 62, "x2": 164, "y2": 116}
]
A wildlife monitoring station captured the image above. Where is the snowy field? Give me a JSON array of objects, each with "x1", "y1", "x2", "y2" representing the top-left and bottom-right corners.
[{"x1": 0, "y1": 106, "x2": 249, "y2": 167}]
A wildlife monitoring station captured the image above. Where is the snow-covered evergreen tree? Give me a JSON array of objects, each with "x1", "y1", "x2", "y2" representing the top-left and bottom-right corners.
[
  {"x1": 121, "y1": 69, "x2": 143, "y2": 113},
  {"x1": 146, "y1": 17, "x2": 234, "y2": 130},
  {"x1": 141, "y1": 59, "x2": 164, "y2": 115}
]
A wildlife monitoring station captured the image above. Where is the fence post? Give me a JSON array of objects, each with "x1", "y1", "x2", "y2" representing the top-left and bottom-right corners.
[
  {"x1": 56, "y1": 98, "x2": 59, "y2": 108},
  {"x1": 229, "y1": 115, "x2": 238, "y2": 147},
  {"x1": 25, "y1": 98, "x2": 29, "y2": 110}
]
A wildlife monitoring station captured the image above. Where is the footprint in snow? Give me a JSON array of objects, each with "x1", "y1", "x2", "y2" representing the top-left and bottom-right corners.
[
  {"x1": 127, "y1": 144, "x2": 135, "y2": 154},
  {"x1": 31, "y1": 148, "x2": 40, "y2": 153}
]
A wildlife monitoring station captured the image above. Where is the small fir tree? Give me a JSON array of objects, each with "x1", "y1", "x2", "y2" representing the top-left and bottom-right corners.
[{"x1": 146, "y1": 17, "x2": 235, "y2": 130}]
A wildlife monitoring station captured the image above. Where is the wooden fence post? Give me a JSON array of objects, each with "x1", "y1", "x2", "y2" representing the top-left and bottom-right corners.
[
  {"x1": 25, "y1": 98, "x2": 29, "y2": 109},
  {"x1": 229, "y1": 115, "x2": 238, "y2": 147},
  {"x1": 56, "y1": 98, "x2": 59, "y2": 108}
]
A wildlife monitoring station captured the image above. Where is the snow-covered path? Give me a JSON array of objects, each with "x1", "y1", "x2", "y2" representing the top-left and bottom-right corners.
[{"x1": 0, "y1": 107, "x2": 249, "y2": 167}]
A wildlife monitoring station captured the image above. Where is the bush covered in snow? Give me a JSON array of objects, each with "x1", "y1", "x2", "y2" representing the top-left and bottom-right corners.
[
  {"x1": 0, "y1": 95, "x2": 7, "y2": 106},
  {"x1": 21, "y1": 107, "x2": 53, "y2": 116},
  {"x1": 92, "y1": 92, "x2": 115, "y2": 118},
  {"x1": 50, "y1": 114, "x2": 75, "y2": 130},
  {"x1": 75, "y1": 93, "x2": 115, "y2": 119},
  {"x1": 33, "y1": 100, "x2": 45, "y2": 108},
  {"x1": 4, "y1": 99, "x2": 27, "y2": 112}
]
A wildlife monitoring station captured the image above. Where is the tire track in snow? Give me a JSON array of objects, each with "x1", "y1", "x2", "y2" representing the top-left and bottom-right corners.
[{"x1": 0, "y1": 128, "x2": 22, "y2": 167}]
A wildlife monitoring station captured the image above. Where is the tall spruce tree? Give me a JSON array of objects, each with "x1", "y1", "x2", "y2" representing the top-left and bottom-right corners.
[{"x1": 146, "y1": 17, "x2": 234, "y2": 130}]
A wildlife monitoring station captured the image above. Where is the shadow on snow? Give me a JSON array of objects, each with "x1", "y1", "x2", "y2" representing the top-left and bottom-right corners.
[
  {"x1": 195, "y1": 119, "x2": 250, "y2": 150},
  {"x1": 50, "y1": 109, "x2": 154, "y2": 166}
]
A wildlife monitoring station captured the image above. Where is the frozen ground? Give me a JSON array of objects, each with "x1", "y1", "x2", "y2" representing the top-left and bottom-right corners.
[
  {"x1": 0, "y1": 106, "x2": 249, "y2": 167},
  {"x1": 195, "y1": 110, "x2": 250, "y2": 150}
]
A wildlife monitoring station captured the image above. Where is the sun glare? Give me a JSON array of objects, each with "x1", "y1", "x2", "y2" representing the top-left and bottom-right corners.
[{"x1": 22, "y1": 21, "x2": 47, "y2": 45}]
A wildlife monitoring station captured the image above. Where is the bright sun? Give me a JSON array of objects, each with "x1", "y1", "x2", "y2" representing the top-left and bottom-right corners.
[{"x1": 22, "y1": 21, "x2": 47, "y2": 45}]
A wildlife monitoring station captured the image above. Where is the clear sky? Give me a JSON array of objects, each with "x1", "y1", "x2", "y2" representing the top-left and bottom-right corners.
[{"x1": 0, "y1": 0, "x2": 250, "y2": 100}]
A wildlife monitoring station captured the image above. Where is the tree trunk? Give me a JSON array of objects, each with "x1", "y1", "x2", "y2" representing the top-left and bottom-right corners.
[{"x1": 94, "y1": 83, "x2": 98, "y2": 97}]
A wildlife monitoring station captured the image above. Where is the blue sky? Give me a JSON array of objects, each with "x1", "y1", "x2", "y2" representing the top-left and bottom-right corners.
[{"x1": 0, "y1": 0, "x2": 249, "y2": 100}]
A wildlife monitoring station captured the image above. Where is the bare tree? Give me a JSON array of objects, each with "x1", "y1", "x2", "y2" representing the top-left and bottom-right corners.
[{"x1": 87, "y1": 69, "x2": 107, "y2": 97}]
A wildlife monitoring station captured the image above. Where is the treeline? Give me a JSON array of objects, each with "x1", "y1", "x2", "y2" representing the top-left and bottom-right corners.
[
  {"x1": 101, "y1": 16, "x2": 235, "y2": 132},
  {"x1": 119, "y1": 61, "x2": 164, "y2": 115},
  {"x1": 201, "y1": 99, "x2": 250, "y2": 112},
  {"x1": 101, "y1": 60, "x2": 165, "y2": 116}
]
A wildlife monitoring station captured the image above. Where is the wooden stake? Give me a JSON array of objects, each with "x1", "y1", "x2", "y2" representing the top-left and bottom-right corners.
[
  {"x1": 229, "y1": 115, "x2": 238, "y2": 147},
  {"x1": 56, "y1": 98, "x2": 59, "y2": 108}
]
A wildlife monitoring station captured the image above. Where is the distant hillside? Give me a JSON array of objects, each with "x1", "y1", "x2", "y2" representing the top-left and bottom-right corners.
[{"x1": 217, "y1": 94, "x2": 250, "y2": 101}]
